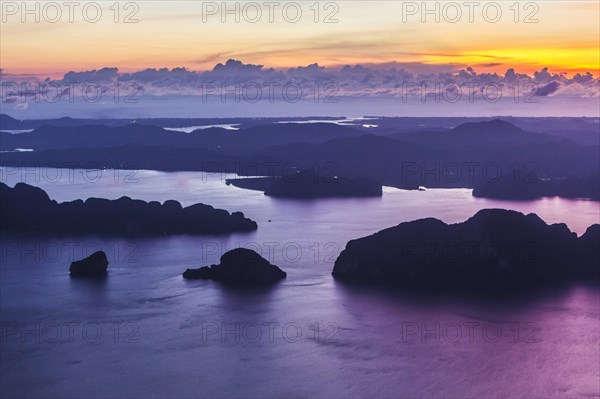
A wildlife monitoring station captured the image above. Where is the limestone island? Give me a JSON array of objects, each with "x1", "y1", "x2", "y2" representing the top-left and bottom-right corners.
[
  {"x1": 70, "y1": 251, "x2": 109, "y2": 278},
  {"x1": 183, "y1": 248, "x2": 286, "y2": 285},
  {"x1": 332, "y1": 209, "x2": 599, "y2": 292},
  {"x1": 0, "y1": 182, "x2": 257, "y2": 236},
  {"x1": 227, "y1": 170, "x2": 382, "y2": 199}
]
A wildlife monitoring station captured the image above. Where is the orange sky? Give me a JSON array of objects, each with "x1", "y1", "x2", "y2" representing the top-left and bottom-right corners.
[{"x1": 1, "y1": 1, "x2": 598, "y2": 77}]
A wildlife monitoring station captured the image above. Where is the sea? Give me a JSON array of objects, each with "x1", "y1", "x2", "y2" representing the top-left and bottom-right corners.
[{"x1": 1, "y1": 167, "x2": 598, "y2": 398}]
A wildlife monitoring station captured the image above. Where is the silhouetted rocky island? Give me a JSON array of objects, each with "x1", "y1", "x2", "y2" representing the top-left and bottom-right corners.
[
  {"x1": 70, "y1": 251, "x2": 109, "y2": 278},
  {"x1": 332, "y1": 209, "x2": 600, "y2": 292},
  {"x1": 0, "y1": 183, "x2": 257, "y2": 236},
  {"x1": 227, "y1": 170, "x2": 382, "y2": 198},
  {"x1": 183, "y1": 248, "x2": 286, "y2": 285},
  {"x1": 473, "y1": 170, "x2": 600, "y2": 201}
]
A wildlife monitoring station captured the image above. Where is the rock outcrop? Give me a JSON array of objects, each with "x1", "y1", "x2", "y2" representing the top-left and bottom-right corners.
[
  {"x1": 0, "y1": 182, "x2": 257, "y2": 236},
  {"x1": 70, "y1": 251, "x2": 109, "y2": 277},
  {"x1": 183, "y1": 248, "x2": 286, "y2": 285},
  {"x1": 227, "y1": 170, "x2": 382, "y2": 199},
  {"x1": 332, "y1": 209, "x2": 600, "y2": 291}
]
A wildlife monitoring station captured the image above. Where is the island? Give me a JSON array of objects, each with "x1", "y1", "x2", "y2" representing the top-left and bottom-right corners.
[
  {"x1": 332, "y1": 209, "x2": 600, "y2": 292},
  {"x1": 227, "y1": 170, "x2": 382, "y2": 198},
  {"x1": 473, "y1": 170, "x2": 600, "y2": 201},
  {"x1": 183, "y1": 248, "x2": 287, "y2": 285},
  {"x1": 3, "y1": 118, "x2": 598, "y2": 200},
  {"x1": 0, "y1": 182, "x2": 257, "y2": 236},
  {"x1": 70, "y1": 251, "x2": 109, "y2": 278}
]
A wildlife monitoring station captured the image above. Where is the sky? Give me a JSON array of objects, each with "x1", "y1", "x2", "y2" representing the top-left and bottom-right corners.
[
  {"x1": 1, "y1": 1, "x2": 598, "y2": 118},
  {"x1": 1, "y1": 1, "x2": 599, "y2": 77}
]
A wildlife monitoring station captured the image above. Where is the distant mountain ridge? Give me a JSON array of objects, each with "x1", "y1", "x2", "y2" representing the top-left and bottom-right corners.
[
  {"x1": 0, "y1": 121, "x2": 362, "y2": 153},
  {"x1": 1, "y1": 116, "x2": 598, "y2": 199},
  {"x1": 452, "y1": 119, "x2": 525, "y2": 134}
]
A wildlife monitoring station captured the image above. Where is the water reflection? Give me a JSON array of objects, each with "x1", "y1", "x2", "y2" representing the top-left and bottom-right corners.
[{"x1": 1, "y1": 168, "x2": 599, "y2": 398}]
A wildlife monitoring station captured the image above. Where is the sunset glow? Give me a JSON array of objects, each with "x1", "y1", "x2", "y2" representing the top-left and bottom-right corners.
[{"x1": 1, "y1": 1, "x2": 599, "y2": 77}]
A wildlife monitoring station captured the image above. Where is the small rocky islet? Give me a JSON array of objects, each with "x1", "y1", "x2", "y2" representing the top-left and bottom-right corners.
[
  {"x1": 69, "y1": 251, "x2": 109, "y2": 278},
  {"x1": 183, "y1": 248, "x2": 287, "y2": 286}
]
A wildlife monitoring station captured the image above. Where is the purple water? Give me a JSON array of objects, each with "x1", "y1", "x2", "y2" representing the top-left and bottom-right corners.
[{"x1": 1, "y1": 168, "x2": 599, "y2": 398}]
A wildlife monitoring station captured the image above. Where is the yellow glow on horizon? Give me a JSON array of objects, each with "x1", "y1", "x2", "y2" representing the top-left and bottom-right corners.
[
  {"x1": 0, "y1": 1, "x2": 598, "y2": 77},
  {"x1": 422, "y1": 48, "x2": 600, "y2": 74}
]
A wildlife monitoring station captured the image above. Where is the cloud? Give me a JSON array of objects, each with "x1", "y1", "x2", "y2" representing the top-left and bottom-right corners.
[
  {"x1": 2, "y1": 61, "x2": 598, "y2": 102},
  {"x1": 63, "y1": 67, "x2": 119, "y2": 83},
  {"x1": 534, "y1": 81, "x2": 561, "y2": 97}
]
